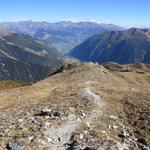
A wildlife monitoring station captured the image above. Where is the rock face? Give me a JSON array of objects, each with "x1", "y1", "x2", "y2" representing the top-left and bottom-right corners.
[
  {"x1": 0, "y1": 21, "x2": 124, "y2": 53},
  {"x1": 0, "y1": 29, "x2": 63, "y2": 83},
  {"x1": 70, "y1": 28, "x2": 150, "y2": 64},
  {"x1": 0, "y1": 62, "x2": 150, "y2": 149}
]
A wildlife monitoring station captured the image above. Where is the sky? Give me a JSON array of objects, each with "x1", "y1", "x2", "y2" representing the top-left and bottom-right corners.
[{"x1": 0, "y1": 0, "x2": 150, "y2": 27}]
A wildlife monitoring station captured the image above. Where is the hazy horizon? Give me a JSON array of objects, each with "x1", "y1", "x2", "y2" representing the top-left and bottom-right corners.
[
  {"x1": 0, "y1": 19, "x2": 149, "y2": 29},
  {"x1": 0, "y1": 0, "x2": 150, "y2": 28}
]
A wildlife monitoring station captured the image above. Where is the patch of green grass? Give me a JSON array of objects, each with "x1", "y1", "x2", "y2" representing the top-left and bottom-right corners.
[
  {"x1": 145, "y1": 76, "x2": 150, "y2": 84},
  {"x1": 0, "y1": 80, "x2": 26, "y2": 90}
]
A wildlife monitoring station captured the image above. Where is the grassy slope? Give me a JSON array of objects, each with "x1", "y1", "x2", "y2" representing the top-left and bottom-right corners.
[
  {"x1": 0, "y1": 80, "x2": 25, "y2": 90},
  {"x1": 0, "y1": 62, "x2": 150, "y2": 149}
]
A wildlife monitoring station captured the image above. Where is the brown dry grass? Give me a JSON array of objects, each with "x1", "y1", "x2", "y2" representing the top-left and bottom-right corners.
[
  {"x1": 0, "y1": 80, "x2": 24, "y2": 90},
  {"x1": 0, "y1": 62, "x2": 150, "y2": 149}
]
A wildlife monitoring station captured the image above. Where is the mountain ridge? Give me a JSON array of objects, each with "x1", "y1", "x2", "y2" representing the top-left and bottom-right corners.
[
  {"x1": 0, "y1": 21, "x2": 124, "y2": 53},
  {"x1": 0, "y1": 29, "x2": 63, "y2": 83},
  {"x1": 70, "y1": 28, "x2": 150, "y2": 64}
]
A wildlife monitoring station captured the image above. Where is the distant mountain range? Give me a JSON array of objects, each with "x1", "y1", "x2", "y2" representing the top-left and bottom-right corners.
[
  {"x1": 0, "y1": 21, "x2": 124, "y2": 53},
  {"x1": 0, "y1": 29, "x2": 63, "y2": 83},
  {"x1": 70, "y1": 28, "x2": 150, "y2": 64}
]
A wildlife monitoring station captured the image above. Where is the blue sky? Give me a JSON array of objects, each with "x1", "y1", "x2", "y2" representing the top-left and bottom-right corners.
[{"x1": 0, "y1": 0, "x2": 150, "y2": 27}]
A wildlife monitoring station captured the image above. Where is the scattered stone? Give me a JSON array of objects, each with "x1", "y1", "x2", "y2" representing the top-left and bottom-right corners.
[
  {"x1": 118, "y1": 131, "x2": 129, "y2": 139},
  {"x1": 6, "y1": 139, "x2": 26, "y2": 150},
  {"x1": 137, "y1": 138, "x2": 148, "y2": 146},
  {"x1": 38, "y1": 108, "x2": 64, "y2": 118},
  {"x1": 86, "y1": 122, "x2": 91, "y2": 128},
  {"x1": 27, "y1": 135, "x2": 34, "y2": 141},
  {"x1": 41, "y1": 108, "x2": 52, "y2": 116},
  {"x1": 112, "y1": 125, "x2": 118, "y2": 129},
  {"x1": 65, "y1": 140, "x2": 79, "y2": 150},
  {"x1": 68, "y1": 107, "x2": 76, "y2": 113},
  {"x1": 81, "y1": 111, "x2": 86, "y2": 117},
  {"x1": 58, "y1": 137, "x2": 61, "y2": 142},
  {"x1": 43, "y1": 122, "x2": 51, "y2": 129},
  {"x1": 18, "y1": 119, "x2": 24, "y2": 123},
  {"x1": 109, "y1": 115, "x2": 117, "y2": 119},
  {"x1": 4, "y1": 128, "x2": 9, "y2": 134},
  {"x1": 100, "y1": 131, "x2": 106, "y2": 134},
  {"x1": 81, "y1": 88, "x2": 101, "y2": 102},
  {"x1": 79, "y1": 133, "x2": 84, "y2": 140},
  {"x1": 53, "y1": 111, "x2": 61, "y2": 117},
  {"x1": 83, "y1": 130, "x2": 89, "y2": 135}
]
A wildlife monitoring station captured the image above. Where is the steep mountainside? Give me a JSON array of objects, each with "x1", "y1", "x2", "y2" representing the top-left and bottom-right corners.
[
  {"x1": 0, "y1": 29, "x2": 63, "y2": 83},
  {"x1": 0, "y1": 62, "x2": 150, "y2": 149},
  {"x1": 0, "y1": 21, "x2": 124, "y2": 53},
  {"x1": 70, "y1": 28, "x2": 150, "y2": 64}
]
